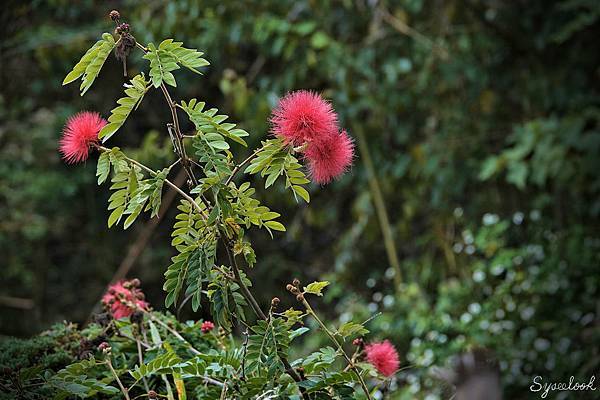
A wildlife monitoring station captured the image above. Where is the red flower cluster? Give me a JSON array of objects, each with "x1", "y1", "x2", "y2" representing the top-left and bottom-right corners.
[
  {"x1": 270, "y1": 90, "x2": 354, "y2": 184},
  {"x1": 201, "y1": 320, "x2": 215, "y2": 333},
  {"x1": 365, "y1": 340, "x2": 400, "y2": 377},
  {"x1": 101, "y1": 279, "x2": 148, "y2": 319},
  {"x1": 59, "y1": 111, "x2": 107, "y2": 164}
]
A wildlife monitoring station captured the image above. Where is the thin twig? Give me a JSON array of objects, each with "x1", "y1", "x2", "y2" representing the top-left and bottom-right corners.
[
  {"x1": 224, "y1": 247, "x2": 308, "y2": 399},
  {"x1": 226, "y1": 248, "x2": 266, "y2": 320},
  {"x1": 302, "y1": 298, "x2": 372, "y2": 400},
  {"x1": 240, "y1": 328, "x2": 249, "y2": 381},
  {"x1": 106, "y1": 357, "x2": 131, "y2": 400},
  {"x1": 144, "y1": 312, "x2": 201, "y2": 356},
  {"x1": 136, "y1": 338, "x2": 150, "y2": 392},
  {"x1": 225, "y1": 142, "x2": 273, "y2": 186}
]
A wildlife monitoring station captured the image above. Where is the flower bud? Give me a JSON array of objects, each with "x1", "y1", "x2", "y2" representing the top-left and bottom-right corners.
[
  {"x1": 109, "y1": 10, "x2": 120, "y2": 22},
  {"x1": 201, "y1": 321, "x2": 215, "y2": 333},
  {"x1": 271, "y1": 297, "x2": 280, "y2": 308},
  {"x1": 98, "y1": 342, "x2": 111, "y2": 354},
  {"x1": 296, "y1": 294, "x2": 304, "y2": 302},
  {"x1": 292, "y1": 278, "x2": 301, "y2": 287},
  {"x1": 148, "y1": 390, "x2": 158, "y2": 399}
]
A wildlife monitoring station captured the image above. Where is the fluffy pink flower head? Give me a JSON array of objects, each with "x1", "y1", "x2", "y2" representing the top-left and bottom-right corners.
[
  {"x1": 270, "y1": 90, "x2": 339, "y2": 146},
  {"x1": 365, "y1": 340, "x2": 400, "y2": 377},
  {"x1": 201, "y1": 321, "x2": 215, "y2": 333},
  {"x1": 305, "y1": 129, "x2": 354, "y2": 184},
  {"x1": 101, "y1": 279, "x2": 148, "y2": 319},
  {"x1": 59, "y1": 111, "x2": 107, "y2": 164}
]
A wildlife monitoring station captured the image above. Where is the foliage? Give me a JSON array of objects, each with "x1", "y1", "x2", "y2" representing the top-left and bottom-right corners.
[
  {"x1": 37, "y1": 10, "x2": 380, "y2": 399},
  {"x1": 2, "y1": 1, "x2": 600, "y2": 399}
]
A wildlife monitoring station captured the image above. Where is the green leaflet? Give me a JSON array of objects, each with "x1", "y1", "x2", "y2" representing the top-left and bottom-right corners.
[
  {"x1": 231, "y1": 181, "x2": 286, "y2": 237},
  {"x1": 163, "y1": 200, "x2": 212, "y2": 310},
  {"x1": 336, "y1": 321, "x2": 369, "y2": 340},
  {"x1": 98, "y1": 148, "x2": 168, "y2": 229},
  {"x1": 208, "y1": 271, "x2": 248, "y2": 331},
  {"x1": 49, "y1": 357, "x2": 120, "y2": 398},
  {"x1": 144, "y1": 39, "x2": 209, "y2": 88},
  {"x1": 98, "y1": 74, "x2": 148, "y2": 142},
  {"x1": 181, "y1": 98, "x2": 249, "y2": 148},
  {"x1": 246, "y1": 318, "x2": 290, "y2": 376},
  {"x1": 62, "y1": 33, "x2": 116, "y2": 95},
  {"x1": 303, "y1": 281, "x2": 330, "y2": 296},
  {"x1": 129, "y1": 351, "x2": 182, "y2": 381},
  {"x1": 245, "y1": 139, "x2": 310, "y2": 203}
]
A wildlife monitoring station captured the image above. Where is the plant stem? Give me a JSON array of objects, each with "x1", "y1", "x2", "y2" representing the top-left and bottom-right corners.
[
  {"x1": 106, "y1": 357, "x2": 131, "y2": 400},
  {"x1": 226, "y1": 248, "x2": 267, "y2": 320},
  {"x1": 302, "y1": 298, "x2": 373, "y2": 400},
  {"x1": 225, "y1": 247, "x2": 308, "y2": 399},
  {"x1": 96, "y1": 146, "x2": 206, "y2": 217},
  {"x1": 142, "y1": 312, "x2": 225, "y2": 388},
  {"x1": 224, "y1": 141, "x2": 274, "y2": 186},
  {"x1": 144, "y1": 311, "x2": 202, "y2": 356},
  {"x1": 135, "y1": 40, "x2": 198, "y2": 188},
  {"x1": 136, "y1": 338, "x2": 150, "y2": 392}
]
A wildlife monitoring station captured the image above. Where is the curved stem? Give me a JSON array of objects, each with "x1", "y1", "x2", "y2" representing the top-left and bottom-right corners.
[
  {"x1": 302, "y1": 298, "x2": 372, "y2": 400},
  {"x1": 224, "y1": 141, "x2": 274, "y2": 186},
  {"x1": 106, "y1": 357, "x2": 131, "y2": 400},
  {"x1": 144, "y1": 311, "x2": 202, "y2": 356},
  {"x1": 224, "y1": 247, "x2": 308, "y2": 399}
]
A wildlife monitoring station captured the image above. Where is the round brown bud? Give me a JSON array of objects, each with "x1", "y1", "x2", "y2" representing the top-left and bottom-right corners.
[
  {"x1": 98, "y1": 342, "x2": 111, "y2": 353},
  {"x1": 271, "y1": 297, "x2": 280, "y2": 307},
  {"x1": 292, "y1": 278, "x2": 301, "y2": 287},
  {"x1": 130, "y1": 278, "x2": 141, "y2": 287},
  {"x1": 148, "y1": 390, "x2": 158, "y2": 399},
  {"x1": 295, "y1": 294, "x2": 304, "y2": 302},
  {"x1": 116, "y1": 23, "x2": 130, "y2": 35},
  {"x1": 286, "y1": 284, "x2": 294, "y2": 292},
  {"x1": 109, "y1": 10, "x2": 120, "y2": 21}
]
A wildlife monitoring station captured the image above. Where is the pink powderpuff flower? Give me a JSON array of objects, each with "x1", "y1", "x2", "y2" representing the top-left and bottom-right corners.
[
  {"x1": 201, "y1": 321, "x2": 215, "y2": 333},
  {"x1": 270, "y1": 90, "x2": 339, "y2": 146},
  {"x1": 305, "y1": 129, "x2": 354, "y2": 184},
  {"x1": 59, "y1": 111, "x2": 107, "y2": 164},
  {"x1": 365, "y1": 340, "x2": 400, "y2": 377},
  {"x1": 101, "y1": 279, "x2": 148, "y2": 319}
]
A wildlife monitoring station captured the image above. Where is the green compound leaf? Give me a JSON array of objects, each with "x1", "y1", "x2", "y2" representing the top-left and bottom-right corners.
[
  {"x1": 144, "y1": 42, "x2": 179, "y2": 88},
  {"x1": 96, "y1": 151, "x2": 110, "y2": 185},
  {"x1": 159, "y1": 39, "x2": 210, "y2": 74},
  {"x1": 63, "y1": 33, "x2": 115, "y2": 95},
  {"x1": 99, "y1": 74, "x2": 148, "y2": 142},
  {"x1": 304, "y1": 281, "x2": 330, "y2": 296},
  {"x1": 143, "y1": 40, "x2": 209, "y2": 88},
  {"x1": 245, "y1": 139, "x2": 310, "y2": 203},
  {"x1": 181, "y1": 98, "x2": 249, "y2": 148},
  {"x1": 337, "y1": 322, "x2": 369, "y2": 340}
]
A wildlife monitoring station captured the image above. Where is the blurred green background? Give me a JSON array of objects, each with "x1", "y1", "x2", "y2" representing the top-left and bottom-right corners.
[{"x1": 1, "y1": 0, "x2": 599, "y2": 398}]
